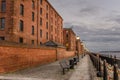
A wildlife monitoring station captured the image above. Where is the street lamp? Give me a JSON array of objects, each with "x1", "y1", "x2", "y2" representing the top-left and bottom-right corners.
[
  {"x1": 76, "y1": 36, "x2": 80, "y2": 40},
  {"x1": 76, "y1": 36, "x2": 80, "y2": 61}
]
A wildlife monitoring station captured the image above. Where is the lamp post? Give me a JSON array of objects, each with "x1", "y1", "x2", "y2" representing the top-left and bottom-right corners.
[{"x1": 76, "y1": 36, "x2": 80, "y2": 61}]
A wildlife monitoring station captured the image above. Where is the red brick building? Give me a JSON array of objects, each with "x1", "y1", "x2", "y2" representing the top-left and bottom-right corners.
[
  {"x1": 76, "y1": 37, "x2": 84, "y2": 54},
  {"x1": 0, "y1": 0, "x2": 63, "y2": 45},
  {"x1": 63, "y1": 28, "x2": 76, "y2": 51}
]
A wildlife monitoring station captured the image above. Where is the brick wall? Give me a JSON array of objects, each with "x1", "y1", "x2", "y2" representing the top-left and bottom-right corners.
[
  {"x1": 56, "y1": 48, "x2": 75, "y2": 60},
  {"x1": 0, "y1": 43, "x2": 75, "y2": 73},
  {"x1": 0, "y1": 46, "x2": 56, "y2": 73}
]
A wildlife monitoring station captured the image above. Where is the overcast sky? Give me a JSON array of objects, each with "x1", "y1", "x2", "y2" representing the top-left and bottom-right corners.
[{"x1": 49, "y1": 0, "x2": 120, "y2": 52}]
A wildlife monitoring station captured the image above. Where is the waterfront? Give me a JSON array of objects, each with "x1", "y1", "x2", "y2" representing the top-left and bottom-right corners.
[{"x1": 99, "y1": 51, "x2": 120, "y2": 59}]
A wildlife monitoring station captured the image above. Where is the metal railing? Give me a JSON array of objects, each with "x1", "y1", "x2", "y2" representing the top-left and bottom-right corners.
[{"x1": 89, "y1": 53, "x2": 119, "y2": 80}]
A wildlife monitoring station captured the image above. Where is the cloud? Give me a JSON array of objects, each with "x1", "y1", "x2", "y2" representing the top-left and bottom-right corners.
[
  {"x1": 49, "y1": 0, "x2": 120, "y2": 52},
  {"x1": 64, "y1": 23, "x2": 120, "y2": 52},
  {"x1": 106, "y1": 14, "x2": 120, "y2": 24},
  {"x1": 79, "y1": 6, "x2": 102, "y2": 16}
]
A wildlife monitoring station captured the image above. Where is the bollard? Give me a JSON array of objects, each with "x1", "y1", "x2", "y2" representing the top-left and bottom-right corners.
[
  {"x1": 103, "y1": 60, "x2": 107, "y2": 80},
  {"x1": 113, "y1": 64, "x2": 119, "y2": 80},
  {"x1": 97, "y1": 58, "x2": 99, "y2": 71},
  {"x1": 73, "y1": 57, "x2": 77, "y2": 65},
  {"x1": 114, "y1": 55, "x2": 117, "y2": 64},
  {"x1": 97, "y1": 58, "x2": 102, "y2": 77},
  {"x1": 69, "y1": 59, "x2": 74, "y2": 69},
  {"x1": 77, "y1": 55, "x2": 79, "y2": 62}
]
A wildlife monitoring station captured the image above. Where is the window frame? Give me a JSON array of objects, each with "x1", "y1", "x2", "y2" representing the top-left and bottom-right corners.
[
  {"x1": 31, "y1": 40, "x2": 34, "y2": 44},
  {"x1": 19, "y1": 37, "x2": 23, "y2": 43},
  {"x1": 32, "y1": 26, "x2": 34, "y2": 35},
  {"x1": 0, "y1": 18, "x2": 5, "y2": 30},
  {"x1": 19, "y1": 20, "x2": 24, "y2": 32},
  {"x1": 40, "y1": 17, "x2": 42, "y2": 26},
  {"x1": 40, "y1": 29, "x2": 42, "y2": 38},
  {"x1": 32, "y1": 12, "x2": 35, "y2": 21},
  {"x1": 20, "y1": 4, "x2": 24, "y2": 16},
  {"x1": 0, "y1": 36, "x2": 5, "y2": 40},
  {"x1": 40, "y1": 0, "x2": 42, "y2": 5},
  {"x1": 1, "y1": 0, "x2": 6, "y2": 12},
  {"x1": 40, "y1": 7, "x2": 42, "y2": 15},
  {"x1": 46, "y1": 32, "x2": 48, "y2": 40},
  {"x1": 32, "y1": 0, "x2": 35, "y2": 9},
  {"x1": 46, "y1": 22, "x2": 48, "y2": 29}
]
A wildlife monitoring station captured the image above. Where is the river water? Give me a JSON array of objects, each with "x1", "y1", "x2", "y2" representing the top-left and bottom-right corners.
[{"x1": 99, "y1": 52, "x2": 120, "y2": 59}]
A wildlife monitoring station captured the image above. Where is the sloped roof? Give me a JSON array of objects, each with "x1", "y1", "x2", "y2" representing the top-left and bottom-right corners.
[{"x1": 43, "y1": 41, "x2": 65, "y2": 48}]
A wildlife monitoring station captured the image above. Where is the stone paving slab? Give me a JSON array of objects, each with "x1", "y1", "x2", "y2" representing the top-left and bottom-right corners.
[
  {"x1": 69, "y1": 55, "x2": 97, "y2": 80},
  {"x1": 0, "y1": 55, "x2": 98, "y2": 80}
]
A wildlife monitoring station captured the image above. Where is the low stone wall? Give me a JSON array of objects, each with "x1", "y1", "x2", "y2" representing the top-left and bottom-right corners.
[{"x1": 0, "y1": 42, "x2": 75, "y2": 73}]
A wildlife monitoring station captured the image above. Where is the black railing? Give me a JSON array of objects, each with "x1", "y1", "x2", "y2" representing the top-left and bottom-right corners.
[{"x1": 89, "y1": 53, "x2": 119, "y2": 80}]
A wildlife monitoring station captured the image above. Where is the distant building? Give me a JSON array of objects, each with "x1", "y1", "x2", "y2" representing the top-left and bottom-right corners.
[
  {"x1": 0, "y1": 0, "x2": 63, "y2": 45},
  {"x1": 76, "y1": 37, "x2": 83, "y2": 54},
  {"x1": 63, "y1": 28, "x2": 76, "y2": 51}
]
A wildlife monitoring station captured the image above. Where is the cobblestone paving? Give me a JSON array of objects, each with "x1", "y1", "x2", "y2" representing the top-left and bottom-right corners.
[{"x1": 0, "y1": 55, "x2": 98, "y2": 80}]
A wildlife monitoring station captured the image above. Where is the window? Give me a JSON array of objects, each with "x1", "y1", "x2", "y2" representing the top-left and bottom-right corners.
[
  {"x1": 46, "y1": 5, "x2": 48, "y2": 10},
  {"x1": 66, "y1": 34, "x2": 68, "y2": 38},
  {"x1": 40, "y1": 0, "x2": 42, "y2": 4},
  {"x1": 51, "y1": 35, "x2": 53, "y2": 40},
  {"x1": 19, "y1": 37, "x2": 23, "y2": 43},
  {"x1": 46, "y1": 13, "x2": 48, "y2": 19},
  {"x1": 32, "y1": 12, "x2": 34, "y2": 21},
  {"x1": 46, "y1": 32, "x2": 48, "y2": 40},
  {"x1": 40, "y1": 8, "x2": 42, "y2": 15},
  {"x1": 0, "y1": 37, "x2": 5, "y2": 40},
  {"x1": 20, "y1": 4, "x2": 24, "y2": 16},
  {"x1": 40, "y1": 17, "x2": 42, "y2": 26},
  {"x1": 51, "y1": 25, "x2": 53, "y2": 31},
  {"x1": 31, "y1": 40, "x2": 34, "y2": 44},
  {"x1": 32, "y1": 26, "x2": 34, "y2": 35},
  {"x1": 46, "y1": 22, "x2": 48, "y2": 29},
  {"x1": 19, "y1": 20, "x2": 23, "y2": 31},
  {"x1": 0, "y1": 18, "x2": 5, "y2": 30},
  {"x1": 55, "y1": 14, "x2": 56, "y2": 18},
  {"x1": 55, "y1": 21, "x2": 56, "y2": 25},
  {"x1": 32, "y1": 0, "x2": 35, "y2": 9},
  {"x1": 1, "y1": 0, "x2": 6, "y2": 12},
  {"x1": 55, "y1": 28, "x2": 57, "y2": 34},
  {"x1": 40, "y1": 42, "x2": 42, "y2": 45},
  {"x1": 51, "y1": 18, "x2": 53, "y2": 23},
  {"x1": 40, "y1": 29, "x2": 42, "y2": 38}
]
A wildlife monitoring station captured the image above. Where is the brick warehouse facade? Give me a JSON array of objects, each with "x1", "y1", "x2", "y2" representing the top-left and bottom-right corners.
[
  {"x1": 0, "y1": 0, "x2": 87, "y2": 73},
  {"x1": 0, "y1": 0, "x2": 63, "y2": 45},
  {"x1": 63, "y1": 28, "x2": 84, "y2": 54},
  {"x1": 76, "y1": 37, "x2": 83, "y2": 54},
  {"x1": 63, "y1": 28, "x2": 77, "y2": 51}
]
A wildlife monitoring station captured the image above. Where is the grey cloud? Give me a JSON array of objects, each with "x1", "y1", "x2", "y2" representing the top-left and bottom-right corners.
[
  {"x1": 49, "y1": 0, "x2": 120, "y2": 52},
  {"x1": 79, "y1": 6, "x2": 101, "y2": 16},
  {"x1": 106, "y1": 15, "x2": 120, "y2": 24},
  {"x1": 64, "y1": 23, "x2": 120, "y2": 43}
]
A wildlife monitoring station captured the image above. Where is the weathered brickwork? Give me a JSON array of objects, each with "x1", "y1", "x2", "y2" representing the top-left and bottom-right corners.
[{"x1": 0, "y1": 0, "x2": 63, "y2": 45}]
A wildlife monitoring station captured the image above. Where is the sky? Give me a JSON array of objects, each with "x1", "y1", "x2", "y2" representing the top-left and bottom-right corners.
[{"x1": 48, "y1": 0, "x2": 120, "y2": 52}]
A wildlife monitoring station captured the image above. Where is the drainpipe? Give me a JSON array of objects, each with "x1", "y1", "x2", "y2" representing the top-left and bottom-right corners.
[
  {"x1": 36, "y1": 0, "x2": 39, "y2": 45},
  {"x1": 56, "y1": 47, "x2": 58, "y2": 61}
]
